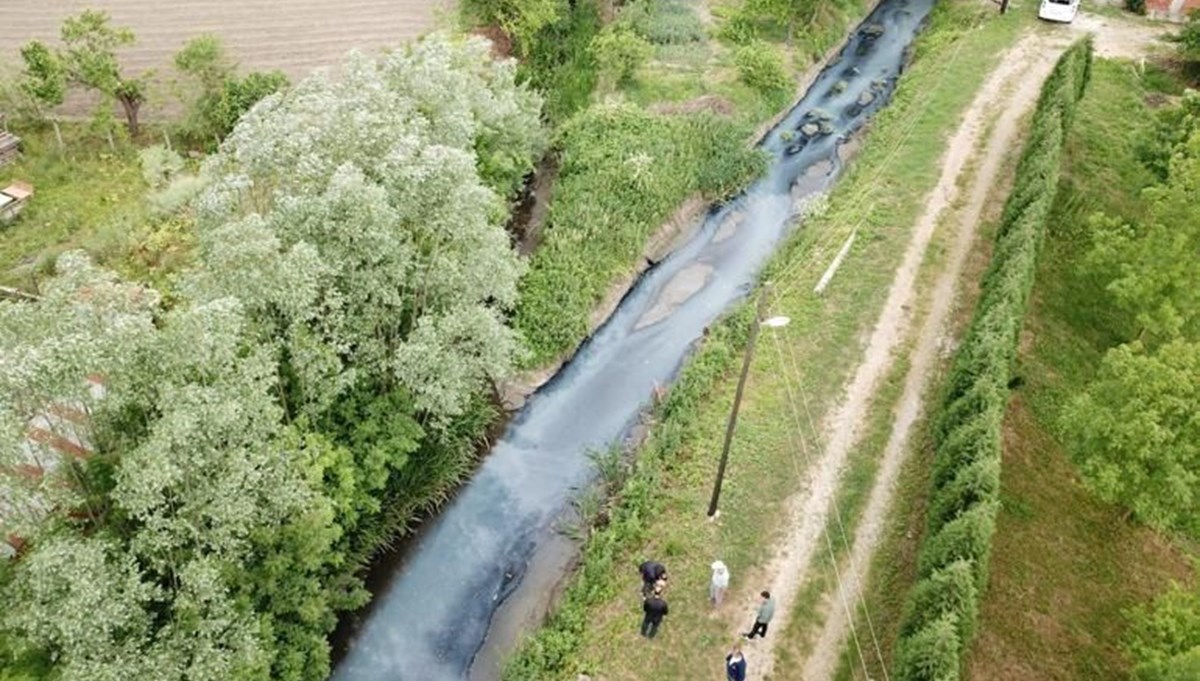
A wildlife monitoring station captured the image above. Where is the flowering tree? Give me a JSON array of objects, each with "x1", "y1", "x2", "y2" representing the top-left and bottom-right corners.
[{"x1": 190, "y1": 34, "x2": 542, "y2": 421}]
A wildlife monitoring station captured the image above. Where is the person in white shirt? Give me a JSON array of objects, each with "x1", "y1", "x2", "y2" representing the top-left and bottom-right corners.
[{"x1": 710, "y1": 560, "x2": 730, "y2": 606}]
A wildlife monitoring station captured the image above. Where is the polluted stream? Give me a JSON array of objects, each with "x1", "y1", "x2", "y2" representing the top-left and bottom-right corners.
[{"x1": 331, "y1": 0, "x2": 935, "y2": 678}]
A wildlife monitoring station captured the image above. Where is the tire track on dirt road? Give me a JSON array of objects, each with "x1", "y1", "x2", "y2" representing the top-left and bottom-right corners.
[
  {"x1": 800, "y1": 33, "x2": 1069, "y2": 681},
  {"x1": 732, "y1": 31, "x2": 1067, "y2": 681}
]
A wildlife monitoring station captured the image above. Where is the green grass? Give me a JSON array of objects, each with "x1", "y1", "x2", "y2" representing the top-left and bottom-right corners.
[
  {"x1": 959, "y1": 58, "x2": 1199, "y2": 680},
  {"x1": 514, "y1": 107, "x2": 766, "y2": 366},
  {"x1": 504, "y1": 3, "x2": 1027, "y2": 678},
  {"x1": 0, "y1": 124, "x2": 193, "y2": 292}
]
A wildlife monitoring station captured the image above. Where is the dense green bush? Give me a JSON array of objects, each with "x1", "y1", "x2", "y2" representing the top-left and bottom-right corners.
[
  {"x1": 1126, "y1": 0, "x2": 1147, "y2": 15},
  {"x1": 518, "y1": 0, "x2": 601, "y2": 122},
  {"x1": 891, "y1": 37, "x2": 1094, "y2": 681},
  {"x1": 734, "y1": 40, "x2": 791, "y2": 96},
  {"x1": 624, "y1": 0, "x2": 706, "y2": 45},
  {"x1": 590, "y1": 24, "x2": 653, "y2": 89},
  {"x1": 515, "y1": 104, "x2": 766, "y2": 365},
  {"x1": 1127, "y1": 584, "x2": 1200, "y2": 681}
]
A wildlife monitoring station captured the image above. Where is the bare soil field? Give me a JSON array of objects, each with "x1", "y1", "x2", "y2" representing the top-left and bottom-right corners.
[{"x1": 1, "y1": 0, "x2": 452, "y2": 115}]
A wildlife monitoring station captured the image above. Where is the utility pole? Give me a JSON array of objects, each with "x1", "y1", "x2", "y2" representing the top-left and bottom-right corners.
[{"x1": 707, "y1": 284, "x2": 772, "y2": 519}]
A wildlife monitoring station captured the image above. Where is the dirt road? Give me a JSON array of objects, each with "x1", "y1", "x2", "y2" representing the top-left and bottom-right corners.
[
  {"x1": 736, "y1": 11, "x2": 1171, "y2": 681},
  {"x1": 800, "y1": 32, "x2": 1070, "y2": 680}
]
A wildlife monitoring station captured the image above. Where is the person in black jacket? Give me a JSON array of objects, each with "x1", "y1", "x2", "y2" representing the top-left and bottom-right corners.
[
  {"x1": 641, "y1": 586, "x2": 669, "y2": 639},
  {"x1": 638, "y1": 560, "x2": 668, "y2": 598}
]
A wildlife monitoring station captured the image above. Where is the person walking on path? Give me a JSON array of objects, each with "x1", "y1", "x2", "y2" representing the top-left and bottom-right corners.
[
  {"x1": 641, "y1": 586, "x2": 669, "y2": 639},
  {"x1": 710, "y1": 560, "x2": 730, "y2": 606},
  {"x1": 725, "y1": 643, "x2": 747, "y2": 681},
  {"x1": 639, "y1": 560, "x2": 667, "y2": 598},
  {"x1": 743, "y1": 590, "x2": 775, "y2": 640}
]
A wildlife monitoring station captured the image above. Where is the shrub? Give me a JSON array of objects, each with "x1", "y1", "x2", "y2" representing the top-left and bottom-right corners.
[
  {"x1": 734, "y1": 40, "x2": 791, "y2": 95},
  {"x1": 895, "y1": 613, "x2": 962, "y2": 681},
  {"x1": 1126, "y1": 0, "x2": 1147, "y2": 15},
  {"x1": 1127, "y1": 583, "x2": 1200, "y2": 680},
  {"x1": 902, "y1": 560, "x2": 980, "y2": 646},
  {"x1": 625, "y1": 0, "x2": 705, "y2": 45},
  {"x1": 590, "y1": 24, "x2": 653, "y2": 89}
]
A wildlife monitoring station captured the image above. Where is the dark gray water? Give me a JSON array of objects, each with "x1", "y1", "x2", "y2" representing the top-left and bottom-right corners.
[{"x1": 331, "y1": 1, "x2": 935, "y2": 678}]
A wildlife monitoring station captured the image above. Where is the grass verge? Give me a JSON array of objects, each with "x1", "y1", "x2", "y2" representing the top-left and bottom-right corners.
[{"x1": 503, "y1": 2, "x2": 1026, "y2": 678}]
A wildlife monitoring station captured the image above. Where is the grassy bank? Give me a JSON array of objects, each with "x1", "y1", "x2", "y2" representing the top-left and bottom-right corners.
[
  {"x1": 963, "y1": 58, "x2": 1199, "y2": 680},
  {"x1": 504, "y1": 2, "x2": 1027, "y2": 678}
]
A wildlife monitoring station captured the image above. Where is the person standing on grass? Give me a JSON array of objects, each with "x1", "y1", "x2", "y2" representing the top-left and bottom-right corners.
[
  {"x1": 641, "y1": 586, "x2": 669, "y2": 639},
  {"x1": 639, "y1": 559, "x2": 667, "y2": 598},
  {"x1": 743, "y1": 590, "x2": 775, "y2": 639},
  {"x1": 710, "y1": 560, "x2": 730, "y2": 606},
  {"x1": 725, "y1": 643, "x2": 747, "y2": 681}
]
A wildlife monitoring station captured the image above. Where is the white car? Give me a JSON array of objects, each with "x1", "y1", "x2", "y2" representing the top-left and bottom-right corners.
[{"x1": 1039, "y1": 0, "x2": 1081, "y2": 22}]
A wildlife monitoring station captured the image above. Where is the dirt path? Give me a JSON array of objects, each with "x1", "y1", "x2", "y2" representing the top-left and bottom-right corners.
[
  {"x1": 731, "y1": 31, "x2": 1061, "y2": 681},
  {"x1": 739, "y1": 12, "x2": 1168, "y2": 680},
  {"x1": 800, "y1": 32, "x2": 1069, "y2": 680}
]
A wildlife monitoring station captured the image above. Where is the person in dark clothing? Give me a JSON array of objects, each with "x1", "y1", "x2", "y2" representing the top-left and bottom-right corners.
[
  {"x1": 638, "y1": 560, "x2": 667, "y2": 598},
  {"x1": 725, "y1": 643, "x2": 747, "y2": 681},
  {"x1": 641, "y1": 587, "x2": 669, "y2": 638},
  {"x1": 743, "y1": 590, "x2": 775, "y2": 640}
]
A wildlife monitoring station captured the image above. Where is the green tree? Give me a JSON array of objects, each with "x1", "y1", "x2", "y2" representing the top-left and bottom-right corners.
[
  {"x1": 58, "y1": 9, "x2": 149, "y2": 136},
  {"x1": 462, "y1": 0, "x2": 567, "y2": 55},
  {"x1": 1086, "y1": 131, "x2": 1200, "y2": 343},
  {"x1": 1063, "y1": 340, "x2": 1200, "y2": 534},
  {"x1": 1128, "y1": 583, "x2": 1200, "y2": 681},
  {"x1": 18, "y1": 41, "x2": 66, "y2": 148},
  {"x1": 174, "y1": 36, "x2": 288, "y2": 148}
]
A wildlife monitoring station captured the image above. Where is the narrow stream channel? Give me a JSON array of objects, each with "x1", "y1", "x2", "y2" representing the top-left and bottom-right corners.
[{"x1": 332, "y1": 1, "x2": 935, "y2": 678}]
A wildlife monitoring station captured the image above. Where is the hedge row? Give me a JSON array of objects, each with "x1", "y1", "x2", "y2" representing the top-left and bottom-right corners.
[{"x1": 892, "y1": 37, "x2": 1094, "y2": 681}]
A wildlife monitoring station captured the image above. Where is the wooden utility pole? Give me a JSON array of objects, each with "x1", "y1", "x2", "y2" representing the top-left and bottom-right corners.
[{"x1": 707, "y1": 284, "x2": 772, "y2": 518}]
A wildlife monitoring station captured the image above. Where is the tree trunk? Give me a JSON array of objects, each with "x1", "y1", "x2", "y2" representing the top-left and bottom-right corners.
[{"x1": 118, "y1": 93, "x2": 141, "y2": 137}]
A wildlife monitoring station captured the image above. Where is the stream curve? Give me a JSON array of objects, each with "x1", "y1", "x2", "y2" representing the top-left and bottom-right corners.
[{"x1": 332, "y1": 1, "x2": 935, "y2": 678}]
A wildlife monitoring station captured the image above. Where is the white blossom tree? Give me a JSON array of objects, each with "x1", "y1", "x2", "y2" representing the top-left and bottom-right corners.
[{"x1": 190, "y1": 34, "x2": 542, "y2": 421}]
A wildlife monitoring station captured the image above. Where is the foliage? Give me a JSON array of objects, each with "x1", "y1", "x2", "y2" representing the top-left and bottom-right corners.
[
  {"x1": 891, "y1": 38, "x2": 1094, "y2": 681},
  {"x1": 138, "y1": 145, "x2": 185, "y2": 188},
  {"x1": 191, "y1": 34, "x2": 542, "y2": 419},
  {"x1": 1127, "y1": 584, "x2": 1200, "y2": 681},
  {"x1": 1135, "y1": 90, "x2": 1200, "y2": 182},
  {"x1": 515, "y1": 103, "x2": 765, "y2": 365},
  {"x1": 17, "y1": 42, "x2": 65, "y2": 125},
  {"x1": 462, "y1": 0, "x2": 568, "y2": 56},
  {"x1": 1085, "y1": 122, "x2": 1200, "y2": 344},
  {"x1": 590, "y1": 24, "x2": 653, "y2": 90},
  {"x1": 734, "y1": 40, "x2": 791, "y2": 96},
  {"x1": 44, "y1": 10, "x2": 149, "y2": 136},
  {"x1": 1169, "y1": 10, "x2": 1200, "y2": 78},
  {"x1": 1063, "y1": 340, "x2": 1200, "y2": 534},
  {"x1": 517, "y1": 0, "x2": 601, "y2": 123},
  {"x1": 624, "y1": 0, "x2": 705, "y2": 45},
  {"x1": 1, "y1": 34, "x2": 547, "y2": 681},
  {"x1": 1127, "y1": 0, "x2": 1147, "y2": 15},
  {"x1": 174, "y1": 36, "x2": 289, "y2": 149}
]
